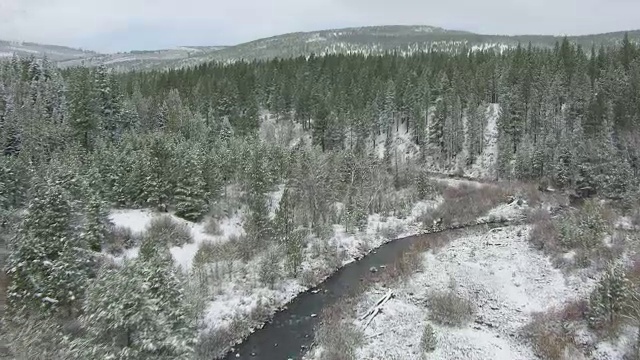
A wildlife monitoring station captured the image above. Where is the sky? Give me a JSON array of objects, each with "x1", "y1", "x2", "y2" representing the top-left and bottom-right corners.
[{"x1": 1, "y1": 0, "x2": 639, "y2": 53}]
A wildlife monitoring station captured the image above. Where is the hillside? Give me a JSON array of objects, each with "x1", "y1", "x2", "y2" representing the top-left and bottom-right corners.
[
  {"x1": 57, "y1": 46, "x2": 228, "y2": 71},
  {"x1": 0, "y1": 40, "x2": 95, "y2": 61},
  {"x1": 177, "y1": 25, "x2": 640, "y2": 65},
  {"x1": 2, "y1": 25, "x2": 640, "y2": 70}
]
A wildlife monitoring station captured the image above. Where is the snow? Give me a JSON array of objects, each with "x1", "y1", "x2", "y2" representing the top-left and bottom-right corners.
[
  {"x1": 203, "y1": 278, "x2": 305, "y2": 330},
  {"x1": 468, "y1": 104, "x2": 500, "y2": 179},
  {"x1": 311, "y1": 225, "x2": 598, "y2": 360},
  {"x1": 108, "y1": 208, "x2": 244, "y2": 270},
  {"x1": 373, "y1": 120, "x2": 419, "y2": 161}
]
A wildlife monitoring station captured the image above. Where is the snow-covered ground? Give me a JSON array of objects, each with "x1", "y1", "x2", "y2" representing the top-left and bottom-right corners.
[
  {"x1": 108, "y1": 208, "x2": 244, "y2": 270},
  {"x1": 468, "y1": 104, "x2": 500, "y2": 179},
  {"x1": 107, "y1": 185, "x2": 441, "y2": 353},
  {"x1": 309, "y1": 224, "x2": 599, "y2": 360}
]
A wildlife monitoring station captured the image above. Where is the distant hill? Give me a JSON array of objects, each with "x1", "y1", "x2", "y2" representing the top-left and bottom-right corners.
[
  {"x1": 2, "y1": 25, "x2": 639, "y2": 71},
  {"x1": 0, "y1": 40, "x2": 95, "y2": 61},
  {"x1": 57, "y1": 46, "x2": 228, "y2": 71},
  {"x1": 183, "y1": 25, "x2": 640, "y2": 64}
]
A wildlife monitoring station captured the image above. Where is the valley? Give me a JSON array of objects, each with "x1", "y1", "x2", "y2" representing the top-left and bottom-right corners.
[{"x1": 1, "y1": 21, "x2": 640, "y2": 360}]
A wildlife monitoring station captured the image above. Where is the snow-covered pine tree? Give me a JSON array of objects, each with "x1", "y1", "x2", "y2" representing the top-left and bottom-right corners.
[
  {"x1": 587, "y1": 264, "x2": 630, "y2": 330},
  {"x1": 83, "y1": 191, "x2": 112, "y2": 252},
  {"x1": 274, "y1": 188, "x2": 305, "y2": 276},
  {"x1": 6, "y1": 179, "x2": 92, "y2": 314},
  {"x1": 79, "y1": 250, "x2": 195, "y2": 359},
  {"x1": 245, "y1": 147, "x2": 272, "y2": 244},
  {"x1": 173, "y1": 147, "x2": 208, "y2": 222}
]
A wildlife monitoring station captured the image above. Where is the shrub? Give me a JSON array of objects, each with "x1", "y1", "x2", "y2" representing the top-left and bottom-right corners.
[
  {"x1": 258, "y1": 248, "x2": 282, "y2": 289},
  {"x1": 557, "y1": 199, "x2": 612, "y2": 251},
  {"x1": 427, "y1": 184, "x2": 507, "y2": 228},
  {"x1": 528, "y1": 211, "x2": 561, "y2": 253},
  {"x1": 227, "y1": 234, "x2": 257, "y2": 262},
  {"x1": 203, "y1": 217, "x2": 222, "y2": 236},
  {"x1": 522, "y1": 309, "x2": 577, "y2": 360},
  {"x1": 420, "y1": 323, "x2": 437, "y2": 354},
  {"x1": 1, "y1": 315, "x2": 75, "y2": 360},
  {"x1": 427, "y1": 291, "x2": 475, "y2": 327},
  {"x1": 316, "y1": 304, "x2": 363, "y2": 360},
  {"x1": 311, "y1": 237, "x2": 345, "y2": 271},
  {"x1": 146, "y1": 215, "x2": 193, "y2": 247},
  {"x1": 416, "y1": 170, "x2": 438, "y2": 200},
  {"x1": 299, "y1": 268, "x2": 321, "y2": 288},
  {"x1": 105, "y1": 225, "x2": 141, "y2": 254},
  {"x1": 378, "y1": 223, "x2": 407, "y2": 240},
  {"x1": 587, "y1": 264, "x2": 630, "y2": 333},
  {"x1": 194, "y1": 298, "x2": 275, "y2": 359},
  {"x1": 193, "y1": 241, "x2": 223, "y2": 267}
]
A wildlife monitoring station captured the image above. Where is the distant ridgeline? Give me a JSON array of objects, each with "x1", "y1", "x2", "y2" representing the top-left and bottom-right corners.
[{"x1": 1, "y1": 25, "x2": 640, "y2": 70}]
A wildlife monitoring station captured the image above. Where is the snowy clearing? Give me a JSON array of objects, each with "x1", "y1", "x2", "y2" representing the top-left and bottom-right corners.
[
  {"x1": 309, "y1": 225, "x2": 600, "y2": 360},
  {"x1": 108, "y1": 208, "x2": 244, "y2": 270}
]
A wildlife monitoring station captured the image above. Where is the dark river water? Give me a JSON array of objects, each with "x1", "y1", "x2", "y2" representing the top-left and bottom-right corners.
[{"x1": 221, "y1": 225, "x2": 485, "y2": 360}]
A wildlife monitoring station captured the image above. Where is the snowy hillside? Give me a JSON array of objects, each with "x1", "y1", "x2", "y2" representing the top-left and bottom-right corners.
[
  {"x1": 0, "y1": 40, "x2": 94, "y2": 61},
  {"x1": 2, "y1": 26, "x2": 639, "y2": 70}
]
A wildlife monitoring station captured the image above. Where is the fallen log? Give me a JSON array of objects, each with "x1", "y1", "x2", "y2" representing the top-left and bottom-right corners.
[{"x1": 360, "y1": 290, "x2": 394, "y2": 329}]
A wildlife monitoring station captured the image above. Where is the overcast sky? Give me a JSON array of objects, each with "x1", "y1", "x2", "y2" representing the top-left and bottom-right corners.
[{"x1": 1, "y1": 0, "x2": 638, "y2": 53}]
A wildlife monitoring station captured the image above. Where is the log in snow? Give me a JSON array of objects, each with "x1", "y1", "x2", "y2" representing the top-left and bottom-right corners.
[{"x1": 360, "y1": 290, "x2": 394, "y2": 329}]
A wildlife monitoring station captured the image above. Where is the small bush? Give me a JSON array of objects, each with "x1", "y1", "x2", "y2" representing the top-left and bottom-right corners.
[
  {"x1": 522, "y1": 309, "x2": 577, "y2": 360},
  {"x1": 227, "y1": 234, "x2": 258, "y2": 262},
  {"x1": 203, "y1": 217, "x2": 222, "y2": 236},
  {"x1": 316, "y1": 304, "x2": 363, "y2": 360},
  {"x1": 194, "y1": 299, "x2": 274, "y2": 360},
  {"x1": 299, "y1": 268, "x2": 321, "y2": 288},
  {"x1": 258, "y1": 249, "x2": 282, "y2": 289},
  {"x1": 420, "y1": 323, "x2": 437, "y2": 354},
  {"x1": 382, "y1": 246, "x2": 425, "y2": 284},
  {"x1": 416, "y1": 170, "x2": 439, "y2": 200},
  {"x1": 427, "y1": 291, "x2": 476, "y2": 327},
  {"x1": 146, "y1": 215, "x2": 193, "y2": 247},
  {"x1": 557, "y1": 199, "x2": 612, "y2": 251},
  {"x1": 378, "y1": 223, "x2": 407, "y2": 240},
  {"x1": 311, "y1": 237, "x2": 345, "y2": 271},
  {"x1": 528, "y1": 211, "x2": 561, "y2": 253},
  {"x1": 193, "y1": 241, "x2": 224, "y2": 267},
  {"x1": 105, "y1": 225, "x2": 141, "y2": 255},
  {"x1": 427, "y1": 184, "x2": 507, "y2": 228},
  {"x1": 560, "y1": 299, "x2": 589, "y2": 322},
  {"x1": 1, "y1": 315, "x2": 75, "y2": 359}
]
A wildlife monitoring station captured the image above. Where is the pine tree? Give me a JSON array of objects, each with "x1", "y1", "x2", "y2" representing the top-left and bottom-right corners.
[
  {"x1": 174, "y1": 148, "x2": 208, "y2": 222},
  {"x1": 274, "y1": 188, "x2": 304, "y2": 276},
  {"x1": 83, "y1": 192, "x2": 112, "y2": 252},
  {"x1": 245, "y1": 148, "x2": 272, "y2": 244},
  {"x1": 6, "y1": 179, "x2": 92, "y2": 314},
  {"x1": 79, "y1": 250, "x2": 195, "y2": 359},
  {"x1": 587, "y1": 264, "x2": 630, "y2": 330},
  {"x1": 68, "y1": 68, "x2": 98, "y2": 150}
]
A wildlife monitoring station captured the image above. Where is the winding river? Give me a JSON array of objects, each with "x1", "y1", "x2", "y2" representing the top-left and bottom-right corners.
[{"x1": 221, "y1": 223, "x2": 501, "y2": 360}]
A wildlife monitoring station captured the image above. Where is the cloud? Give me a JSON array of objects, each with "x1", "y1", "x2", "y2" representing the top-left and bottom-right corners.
[{"x1": 1, "y1": 0, "x2": 638, "y2": 52}]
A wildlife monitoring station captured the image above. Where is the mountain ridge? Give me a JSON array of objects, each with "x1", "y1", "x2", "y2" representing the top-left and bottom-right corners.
[{"x1": 2, "y1": 25, "x2": 639, "y2": 70}]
